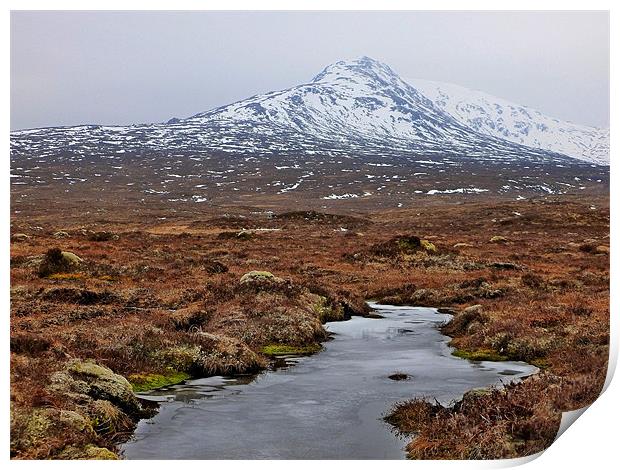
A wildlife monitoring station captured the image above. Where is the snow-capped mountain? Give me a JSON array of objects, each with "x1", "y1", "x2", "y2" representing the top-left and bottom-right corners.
[
  {"x1": 11, "y1": 56, "x2": 578, "y2": 165},
  {"x1": 409, "y1": 78, "x2": 609, "y2": 165},
  {"x1": 10, "y1": 57, "x2": 608, "y2": 203}
]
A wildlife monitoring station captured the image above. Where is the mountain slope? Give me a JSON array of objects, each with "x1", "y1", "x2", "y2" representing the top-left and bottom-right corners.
[
  {"x1": 409, "y1": 78, "x2": 609, "y2": 165},
  {"x1": 181, "y1": 56, "x2": 566, "y2": 161},
  {"x1": 10, "y1": 57, "x2": 608, "y2": 205},
  {"x1": 11, "y1": 57, "x2": 582, "y2": 166}
]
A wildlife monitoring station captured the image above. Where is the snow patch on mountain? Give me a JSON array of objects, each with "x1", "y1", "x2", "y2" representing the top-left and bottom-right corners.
[{"x1": 409, "y1": 78, "x2": 609, "y2": 165}]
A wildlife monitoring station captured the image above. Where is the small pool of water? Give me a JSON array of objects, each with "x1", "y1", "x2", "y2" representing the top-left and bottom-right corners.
[{"x1": 121, "y1": 303, "x2": 537, "y2": 459}]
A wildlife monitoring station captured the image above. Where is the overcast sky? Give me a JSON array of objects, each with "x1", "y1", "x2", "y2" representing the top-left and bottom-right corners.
[{"x1": 11, "y1": 11, "x2": 609, "y2": 130}]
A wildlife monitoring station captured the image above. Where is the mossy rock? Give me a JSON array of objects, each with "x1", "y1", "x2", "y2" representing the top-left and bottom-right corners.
[
  {"x1": 59, "y1": 410, "x2": 94, "y2": 434},
  {"x1": 83, "y1": 445, "x2": 118, "y2": 460},
  {"x1": 66, "y1": 360, "x2": 141, "y2": 415},
  {"x1": 370, "y1": 235, "x2": 437, "y2": 257},
  {"x1": 59, "y1": 444, "x2": 118, "y2": 460},
  {"x1": 38, "y1": 248, "x2": 83, "y2": 277},
  {"x1": 239, "y1": 270, "x2": 283, "y2": 284},
  {"x1": 397, "y1": 236, "x2": 422, "y2": 251}
]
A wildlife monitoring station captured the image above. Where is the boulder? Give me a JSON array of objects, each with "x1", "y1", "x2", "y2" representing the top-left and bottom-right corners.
[
  {"x1": 239, "y1": 270, "x2": 282, "y2": 284},
  {"x1": 64, "y1": 360, "x2": 141, "y2": 416},
  {"x1": 38, "y1": 249, "x2": 82, "y2": 277}
]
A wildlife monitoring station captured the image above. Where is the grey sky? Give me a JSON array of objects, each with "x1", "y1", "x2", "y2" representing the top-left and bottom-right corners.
[{"x1": 11, "y1": 10, "x2": 609, "y2": 130}]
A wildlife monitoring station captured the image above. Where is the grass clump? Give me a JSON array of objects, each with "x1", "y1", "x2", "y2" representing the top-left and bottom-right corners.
[
  {"x1": 261, "y1": 343, "x2": 322, "y2": 356},
  {"x1": 128, "y1": 371, "x2": 190, "y2": 393}
]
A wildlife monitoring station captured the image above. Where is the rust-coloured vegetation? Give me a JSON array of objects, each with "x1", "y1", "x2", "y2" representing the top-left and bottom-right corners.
[{"x1": 10, "y1": 195, "x2": 609, "y2": 459}]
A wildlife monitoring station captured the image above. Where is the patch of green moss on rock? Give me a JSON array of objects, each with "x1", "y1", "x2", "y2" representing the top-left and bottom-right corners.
[{"x1": 128, "y1": 371, "x2": 190, "y2": 393}]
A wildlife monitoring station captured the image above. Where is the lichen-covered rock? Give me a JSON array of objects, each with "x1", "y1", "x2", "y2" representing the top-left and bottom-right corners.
[
  {"x1": 65, "y1": 360, "x2": 141, "y2": 415},
  {"x1": 59, "y1": 410, "x2": 94, "y2": 434},
  {"x1": 240, "y1": 270, "x2": 278, "y2": 283},
  {"x1": 82, "y1": 445, "x2": 118, "y2": 460},
  {"x1": 58, "y1": 444, "x2": 118, "y2": 460}
]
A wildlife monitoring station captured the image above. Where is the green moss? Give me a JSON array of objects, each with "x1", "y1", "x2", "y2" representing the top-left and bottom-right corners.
[
  {"x1": 452, "y1": 348, "x2": 508, "y2": 362},
  {"x1": 128, "y1": 371, "x2": 190, "y2": 393},
  {"x1": 261, "y1": 343, "x2": 322, "y2": 356}
]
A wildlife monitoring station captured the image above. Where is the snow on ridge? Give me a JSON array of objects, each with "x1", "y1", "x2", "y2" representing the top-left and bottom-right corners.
[
  {"x1": 408, "y1": 78, "x2": 609, "y2": 165},
  {"x1": 10, "y1": 57, "x2": 608, "y2": 167}
]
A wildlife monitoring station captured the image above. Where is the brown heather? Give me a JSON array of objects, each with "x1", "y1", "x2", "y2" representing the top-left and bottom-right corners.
[{"x1": 10, "y1": 194, "x2": 609, "y2": 459}]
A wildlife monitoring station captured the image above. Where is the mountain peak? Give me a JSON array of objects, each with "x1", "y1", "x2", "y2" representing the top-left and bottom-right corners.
[{"x1": 310, "y1": 56, "x2": 398, "y2": 84}]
